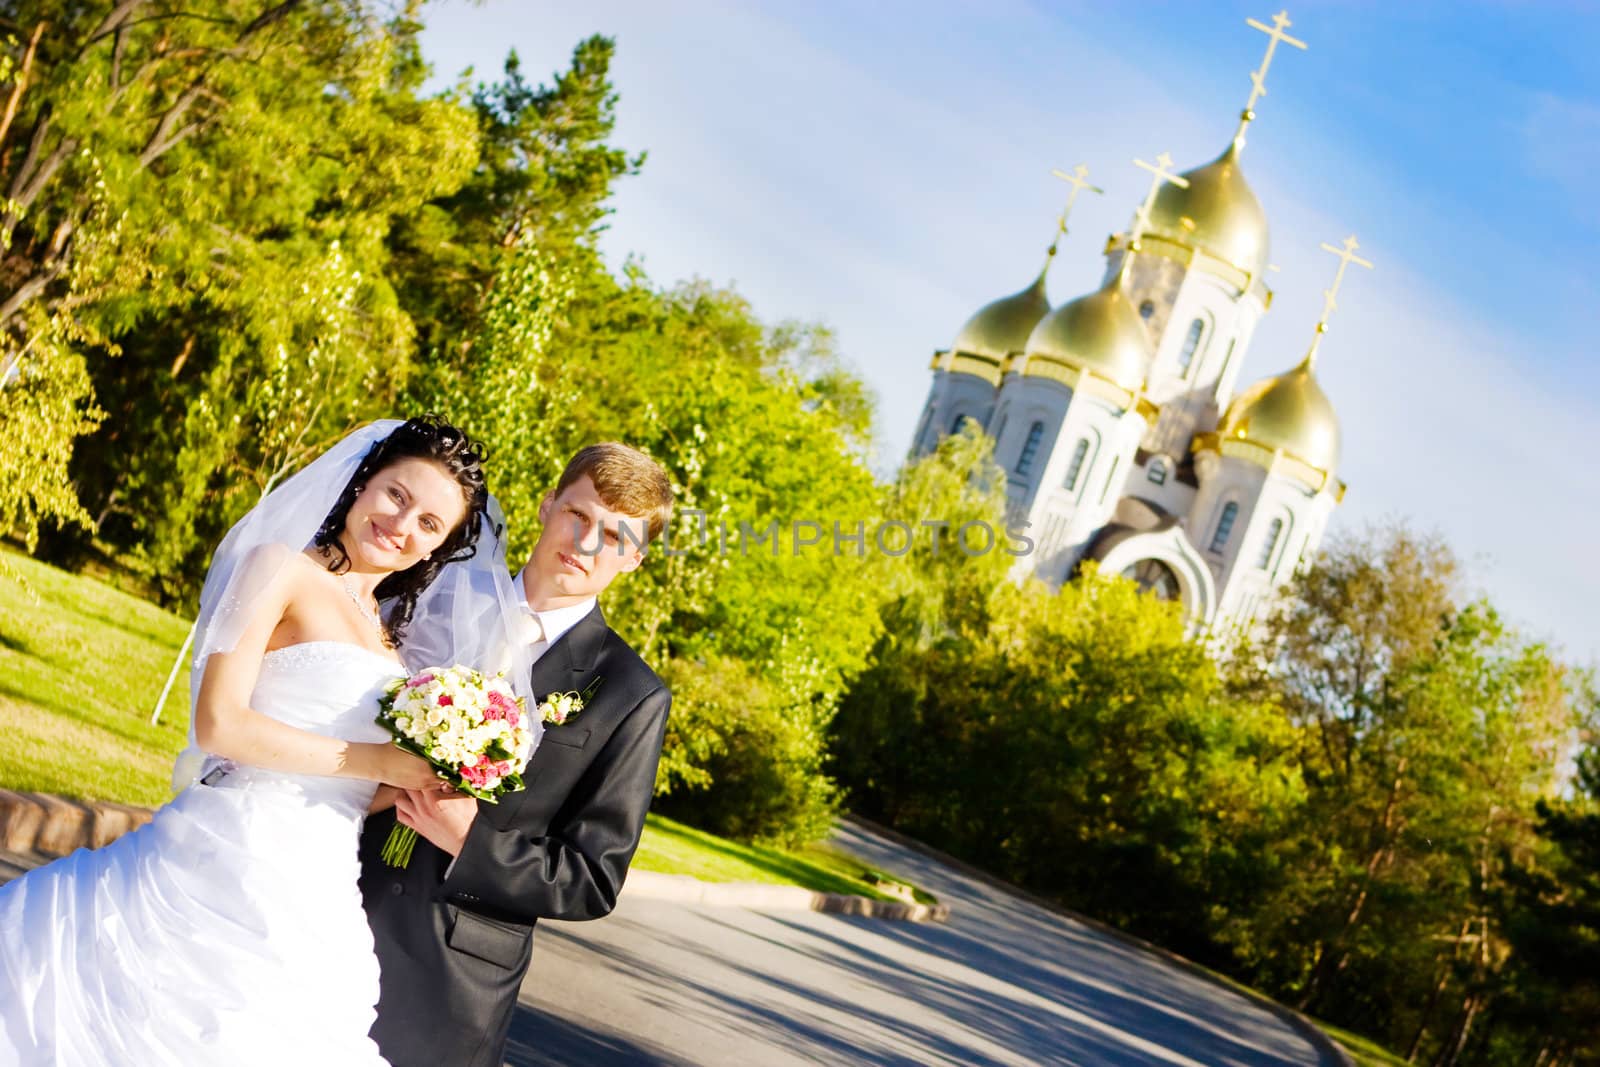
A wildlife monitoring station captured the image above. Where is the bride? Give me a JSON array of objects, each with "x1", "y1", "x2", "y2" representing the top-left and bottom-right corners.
[{"x1": 0, "y1": 415, "x2": 526, "y2": 1065}]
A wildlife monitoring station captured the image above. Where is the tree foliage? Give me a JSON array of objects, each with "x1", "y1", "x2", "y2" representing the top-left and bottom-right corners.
[
  {"x1": 1502, "y1": 747, "x2": 1600, "y2": 1065},
  {"x1": 1, "y1": 1, "x2": 484, "y2": 590},
  {"x1": 836, "y1": 517, "x2": 1304, "y2": 959},
  {"x1": 421, "y1": 236, "x2": 885, "y2": 845}
]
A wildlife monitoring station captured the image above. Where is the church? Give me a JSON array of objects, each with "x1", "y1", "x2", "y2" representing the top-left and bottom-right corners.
[{"x1": 908, "y1": 10, "x2": 1368, "y2": 636}]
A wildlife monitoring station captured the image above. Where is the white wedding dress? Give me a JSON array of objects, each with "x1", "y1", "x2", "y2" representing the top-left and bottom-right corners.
[{"x1": 0, "y1": 641, "x2": 404, "y2": 1066}]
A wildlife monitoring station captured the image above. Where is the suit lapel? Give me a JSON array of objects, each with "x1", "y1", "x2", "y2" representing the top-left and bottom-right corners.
[{"x1": 526, "y1": 603, "x2": 607, "y2": 701}]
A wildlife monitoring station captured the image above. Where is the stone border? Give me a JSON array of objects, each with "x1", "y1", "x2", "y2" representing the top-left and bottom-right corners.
[
  {"x1": 624, "y1": 869, "x2": 950, "y2": 923},
  {"x1": 0, "y1": 791, "x2": 949, "y2": 924},
  {"x1": 842, "y1": 815, "x2": 1355, "y2": 1067},
  {"x1": 0, "y1": 789, "x2": 153, "y2": 857}
]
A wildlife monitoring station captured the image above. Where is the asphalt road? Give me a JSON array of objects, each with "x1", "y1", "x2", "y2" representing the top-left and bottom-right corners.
[{"x1": 506, "y1": 822, "x2": 1341, "y2": 1067}]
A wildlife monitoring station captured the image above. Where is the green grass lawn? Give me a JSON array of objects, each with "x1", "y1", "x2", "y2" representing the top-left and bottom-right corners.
[
  {"x1": 1315, "y1": 1019, "x2": 1412, "y2": 1067},
  {"x1": 0, "y1": 548, "x2": 194, "y2": 807},
  {"x1": 0, "y1": 548, "x2": 934, "y2": 903},
  {"x1": 632, "y1": 813, "x2": 936, "y2": 903}
]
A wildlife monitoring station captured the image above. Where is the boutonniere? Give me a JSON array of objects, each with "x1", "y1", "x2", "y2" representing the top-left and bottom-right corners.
[{"x1": 538, "y1": 675, "x2": 603, "y2": 726}]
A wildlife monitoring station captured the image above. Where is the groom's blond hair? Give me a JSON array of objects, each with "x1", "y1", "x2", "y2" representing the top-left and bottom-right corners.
[{"x1": 555, "y1": 443, "x2": 674, "y2": 544}]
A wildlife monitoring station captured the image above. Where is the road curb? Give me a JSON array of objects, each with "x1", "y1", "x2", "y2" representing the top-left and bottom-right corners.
[
  {"x1": 842, "y1": 814, "x2": 1355, "y2": 1067},
  {"x1": 624, "y1": 868, "x2": 951, "y2": 923}
]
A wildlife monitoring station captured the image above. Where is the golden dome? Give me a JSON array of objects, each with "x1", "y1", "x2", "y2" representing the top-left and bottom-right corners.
[
  {"x1": 950, "y1": 271, "x2": 1051, "y2": 361},
  {"x1": 1217, "y1": 357, "x2": 1339, "y2": 472},
  {"x1": 1023, "y1": 279, "x2": 1150, "y2": 392},
  {"x1": 1148, "y1": 144, "x2": 1269, "y2": 279}
]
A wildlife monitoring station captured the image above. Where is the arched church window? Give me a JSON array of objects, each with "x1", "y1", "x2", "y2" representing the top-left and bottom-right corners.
[
  {"x1": 1255, "y1": 517, "x2": 1284, "y2": 570},
  {"x1": 1015, "y1": 421, "x2": 1045, "y2": 477},
  {"x1": 1178, "y1": 318, "x2": 1205, "y2": 373},
  {"x1": 950, "y1": 412, "x2": 972, "y2": 435},
  {"x1": 1139, "y1": 300, "x2": 1155, "y2": 321},
  {"x1": 1147, "y1": 457, "x2": 1168, "y2": 485},
  {"x1": 1062, "y1": 438, "x2": 1090, "y2": 491},
  {"x1": 1122, "y1": 558, "x2": 1181, "y2": 602},
  {"x1": 1209, "y1": 501, "x2": 1238, "y2": 553}
]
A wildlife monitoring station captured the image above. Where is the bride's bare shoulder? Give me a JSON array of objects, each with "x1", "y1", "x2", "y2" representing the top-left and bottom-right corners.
[
  {"x1": 282, "y1": 546, "x2": 343, "y2": 590},
  {"x1": 228, "y1": 543, "x2": 327, "y2": 597}
]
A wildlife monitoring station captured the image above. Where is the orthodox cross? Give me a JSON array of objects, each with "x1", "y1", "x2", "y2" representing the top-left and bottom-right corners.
[
  {"x1": 1131, "y1": 152, "x2": 1190, "y2": 241},
  {"x1": 1045, "y1": 163, "x2": 1102, "y2": 257},
  {"x1": 1117, "y1": 152, "x2": 1191, "y2": 284},
  {"x1": 1305, "y1": 234, "x2": 1374, "y2": 366},
  {"x1": 1317, "y1": 234, "x2": 1373, "y2": 329},
  {"x1": 1234, "y1": 10, "x2": 1308, "y2": 149}
]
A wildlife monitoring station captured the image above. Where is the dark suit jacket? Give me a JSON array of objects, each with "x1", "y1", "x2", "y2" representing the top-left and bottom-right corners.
[{"x1": 358, "y1": 604, "x2": 670, "y2": 1067}]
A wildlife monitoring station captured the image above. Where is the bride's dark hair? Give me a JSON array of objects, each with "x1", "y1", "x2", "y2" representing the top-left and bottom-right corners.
[{"x1": 312, "y1": 415, "x2": 489, "y2": 646}]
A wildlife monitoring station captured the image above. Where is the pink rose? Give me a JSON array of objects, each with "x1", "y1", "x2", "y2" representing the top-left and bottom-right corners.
[
  {"x1": 437, "y1": 694, "x2": 453, "y2": 707},
  {"x1": 407, "y1": 674, "x2": 434, "y2": 687}
]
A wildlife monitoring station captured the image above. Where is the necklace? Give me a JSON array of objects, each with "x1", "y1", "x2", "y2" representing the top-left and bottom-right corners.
[{"x1": 340, "y1": 573, "x2": 383, "y2": 634}]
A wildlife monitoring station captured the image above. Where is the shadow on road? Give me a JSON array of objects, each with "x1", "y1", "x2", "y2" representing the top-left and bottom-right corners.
[{"x1": 506, "y1": 1006, "x2": 687, "y2": 1067}]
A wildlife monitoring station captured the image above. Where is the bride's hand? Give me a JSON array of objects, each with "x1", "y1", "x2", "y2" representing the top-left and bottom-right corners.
[{"x1": 367, "y1": 744, "x2": 443, "y2": 791}]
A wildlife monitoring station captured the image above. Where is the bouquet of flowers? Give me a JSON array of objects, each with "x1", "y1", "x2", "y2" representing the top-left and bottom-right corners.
[{"x1": 375, "y1": 665, "x2": 534, "y2": 868}]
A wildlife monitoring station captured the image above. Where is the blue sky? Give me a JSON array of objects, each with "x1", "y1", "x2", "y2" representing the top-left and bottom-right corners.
[{"x1": 420, "y1": 1, "x2": 1600, "y2": 664}]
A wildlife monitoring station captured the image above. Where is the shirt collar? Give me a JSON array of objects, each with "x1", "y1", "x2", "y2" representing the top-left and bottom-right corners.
[{"x1": 514, "y1": 567, "x2": 597, "y2": 649}]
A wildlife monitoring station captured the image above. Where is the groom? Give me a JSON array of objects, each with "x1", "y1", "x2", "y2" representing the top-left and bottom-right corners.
[{"x1": 358, "y1": 442, "x2": 675, "y2": 1067}]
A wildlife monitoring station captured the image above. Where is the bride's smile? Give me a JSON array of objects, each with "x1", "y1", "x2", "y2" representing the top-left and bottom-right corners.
[{"x1": 346, "y1": 457, "x2": 470, "y2": 573}]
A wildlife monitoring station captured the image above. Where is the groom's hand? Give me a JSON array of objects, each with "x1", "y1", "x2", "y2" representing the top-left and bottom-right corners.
[{"x1": 395, "y1": 788, "x2": 478, "y2": 857}]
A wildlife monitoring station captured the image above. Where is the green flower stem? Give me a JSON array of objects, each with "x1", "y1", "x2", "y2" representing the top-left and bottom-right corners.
[{"x1": 381, "y1": 824, "x2": 419, "y2": 868}]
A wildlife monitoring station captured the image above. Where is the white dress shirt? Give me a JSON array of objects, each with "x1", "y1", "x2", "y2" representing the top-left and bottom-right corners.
[{"x1": 513, "y1": 567, "x2": 597, "y2": 663}]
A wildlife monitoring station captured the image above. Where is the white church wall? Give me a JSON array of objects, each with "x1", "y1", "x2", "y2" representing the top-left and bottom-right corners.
[
  {"x1": 1190, "y1": 450, "x2": 1269, "y2": 593},
  {"x1": 1129, "y1": 452, "x2": 1199, "y2": 519},
  {"x1": 992, "y1": 375, "x2": 1074, "y2": 513},
  {"x1": 1178, "y1": 269, "x2": 1266, "y2": 409},
  {"x1": 1028, "y1": 396, "x2": 1148, "y2": 583},
  {"x1": 1206, "y1": 463, "x2": 1341, "y2": 634},
  {"x1": 914, "y1": 368, "x2": 999, "y2": 456},
  {"x1": 1141, "y1": 268, "x2": 1267, "y2": 456}
]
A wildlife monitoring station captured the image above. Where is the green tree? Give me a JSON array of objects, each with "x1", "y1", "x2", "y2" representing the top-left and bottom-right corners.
[
  {"x1": 422, "y1": 238, "x2": 886, "y2": 844},
  {"x1": 0, "y1": 307, "x2": 100, "y2": 549},
  {"x1": 826, "y1": 425, "x2": 1015, "y2": 808},
  {"x1": 1502, "y1": 746, "x2": 1600, "y2": 1066},
  {"x1": 387, "y1": 36, "x2": 642, "y2": 364},
  {"x1": 3, "y1": 1, "x2": 481, "y2": 597},
  {"x1": 1227, "y1": 526, "x2": 1463, "y2": 1006},
  {"x1": 1237, "y1": 525, "x2": 1582, "y2": 1063},
  {"x1": 835, "y1": 451, "x2": 1306, "y2": 959}
]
